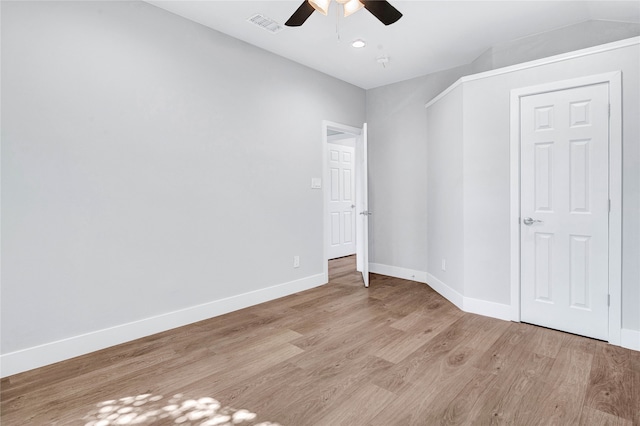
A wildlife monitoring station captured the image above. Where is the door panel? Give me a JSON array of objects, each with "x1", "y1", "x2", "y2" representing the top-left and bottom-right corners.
[
  {"x1": 520, "y1": 83, "x2": 609, "y2": 340},
  {"x1": 327, "y1": 143, "x2": 356, "y2": 259},
  {"x1": 359, "y1": 124, "x2": 369, "y2": 287}
]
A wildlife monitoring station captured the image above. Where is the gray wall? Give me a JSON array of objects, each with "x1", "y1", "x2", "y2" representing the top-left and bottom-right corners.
[
  {"x1": 1, "y1": 1, "x2": 365, "y2": 355},
  {"x1": 366, "y1": 64, "x2": 472, "y2": 272},
  {"x1": 426, "y1": 85, "x2": 464, "y2": 293},
  {"x1": 367, "y1": 19, "x2": 640, "y2": 277},
  {"x1": 480, "y1": 20, "x2": 640, "y2": 71}
]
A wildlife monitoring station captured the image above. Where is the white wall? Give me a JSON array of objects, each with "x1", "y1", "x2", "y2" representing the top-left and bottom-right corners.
[
  {"x1": 426, "y1": 85, "x2": 464, "y2": 294},
  {"x1": 461, "y1": 85, "x2": 512, "y2": 306},
  {"x1": 469, "y1": 20, "x2": 640, "y2": 74},
  {"x1": 365, "y1": 19, "x2": 639, "y2": 279},
  {"x1": 366, "y1": 64, "x2": 472, "y2": 275},
  {"x1": 426, "y1": 40, "x2": 640, "y2": 340},
  {"x1": 1, "y1": 1, "x2": 365, "y2": 374},
  {"x1": 488, "y1": 20, "x2": 640, "y2": 70}
]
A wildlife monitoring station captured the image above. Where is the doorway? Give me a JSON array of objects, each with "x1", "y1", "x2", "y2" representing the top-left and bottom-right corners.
[
  {"x1": 510, "y1": 72, "x2": 623, "y2": 344},
  {"x1": 322, "y1": 121, "x2": 370, "y2": 287}
]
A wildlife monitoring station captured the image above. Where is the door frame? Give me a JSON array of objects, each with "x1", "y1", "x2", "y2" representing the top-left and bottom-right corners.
[
  {"x1": 509, "y1": 71, "x2": 622, "y2": 345},
  {"x1": 322, "y1": 120, "x2": 365, "y2": 282}
]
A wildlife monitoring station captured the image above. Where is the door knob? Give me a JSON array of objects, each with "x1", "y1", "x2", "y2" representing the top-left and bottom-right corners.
[
  {"x1": 351, "y1": 204, "x2": 356, "y2": 208},
  {"x1": 360, "y1": 211, "x2": 372, "y2": 216},
  {"x1": 523, "y1": 217, "x2": 543, "y2": 226}
]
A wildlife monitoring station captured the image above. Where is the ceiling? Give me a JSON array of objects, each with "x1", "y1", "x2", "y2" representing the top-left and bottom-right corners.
[{"x1": 146, "y1": 1, "x2": 640, "y2": 89}]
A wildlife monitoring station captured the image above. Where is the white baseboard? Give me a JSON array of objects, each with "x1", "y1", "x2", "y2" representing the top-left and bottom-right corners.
[
  {"x1": 425, "y1": 273, "x2": 464, "y2": 309},
  {"x1": 369, "y1": 263, "x2": 428, "y2": 284},
  {"x1": 0, "y1": 273, "x2": 327, "y2": 378},
  {"x1": 463, "y1": 296, "x2": 516, "y2": 322},
  {"x1": 425, "y1": 273, "x2": 514, "y2": 321},
  {"x1": 621, "y1": 328, "x2": 640, "y2": 351}
]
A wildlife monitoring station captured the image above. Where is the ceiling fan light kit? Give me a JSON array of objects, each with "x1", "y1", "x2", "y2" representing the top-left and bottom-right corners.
[
  {"x1": 309, "y1": 0, "x2": 331, "y2": 16},
  {"x1": 343, "y1": 0, "x2": 365, "y2": 17},
  {"x1": 285, "y1": 0, "x2": 402, "y2": 27}
]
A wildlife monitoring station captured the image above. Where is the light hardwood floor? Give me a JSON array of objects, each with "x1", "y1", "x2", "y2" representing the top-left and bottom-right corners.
[{"x1": 2, "y1": 256, "x2": 639, "y2": 425}]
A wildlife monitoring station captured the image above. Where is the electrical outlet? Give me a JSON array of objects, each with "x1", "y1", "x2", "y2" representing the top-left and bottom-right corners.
[
  {"x1": 441, "y1": 259, "x2": 446, "y2": 271},
  {"x1": 293, "y1": 255, "x2": 300, "y2": 268}
]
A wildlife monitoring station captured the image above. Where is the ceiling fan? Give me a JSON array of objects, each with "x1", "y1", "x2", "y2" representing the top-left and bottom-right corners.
[{"x1": 285, "y1": 0, "x2": 402, "y2": 27}]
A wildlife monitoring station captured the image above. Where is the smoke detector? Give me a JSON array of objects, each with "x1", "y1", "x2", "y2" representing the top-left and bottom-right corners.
[{"x1": 376, "y1": 55, "x2": 390, "y2": 68}]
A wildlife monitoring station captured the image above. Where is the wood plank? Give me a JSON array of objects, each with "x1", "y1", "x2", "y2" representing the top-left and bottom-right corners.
[
  {"x1": 586, "y1": 342, "x2": 635, "y2": 422},
  {"x1": 313, "y1": 382, "x2": 396, "y2": 426},
  {"x1": 532, "y1": 345, "x2": 593, "y2": 424},
  {"x1": 467, "y1": 351, "x2": 555, "y2": 424},
  {"x1": 274, "y1": 355, "x2": 395, "y2": 425},
  {"x1": 427, "y1": 368, "x2": 497, "y2": 425},
  {"x1": 579, "y1": 407, "x2": 633, "y2": 426}
]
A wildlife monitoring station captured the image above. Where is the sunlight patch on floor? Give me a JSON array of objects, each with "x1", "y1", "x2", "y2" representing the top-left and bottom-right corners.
[{"x1": 83, "y1": 392, "x2": 281, "y2": 426}]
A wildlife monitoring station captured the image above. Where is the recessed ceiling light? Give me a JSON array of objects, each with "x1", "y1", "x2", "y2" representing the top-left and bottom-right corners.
[{"x1": 352, "y1": 39, "x2": 366, "y2": 48}]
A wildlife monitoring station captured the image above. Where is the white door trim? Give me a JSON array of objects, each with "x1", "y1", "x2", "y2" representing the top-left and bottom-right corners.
[
  {"x1": 509, "y1": 71, "x2": 622, "y2": 345},
  {"x1": 322, "y1": 120, "x2": 363, "y2": 282}
]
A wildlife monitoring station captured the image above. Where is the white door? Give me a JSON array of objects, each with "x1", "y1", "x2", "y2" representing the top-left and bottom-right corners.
[
  {"x1": 357, "y1": 124, "x2": 370, "y2": 287},
  {"x1": 520, "y1": 83, "x2": 610, "y2": 340},
  {"x1": 328, "y1": 143, "x2": 356, "y2": 259}
]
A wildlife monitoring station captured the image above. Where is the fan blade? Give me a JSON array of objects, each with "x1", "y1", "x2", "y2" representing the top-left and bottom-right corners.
[
  {"x1": 361, "y1": 1, "x2": 402, "y2": 25},
  {"x1": 285, "y1": 1, "x2": 315, "y2": 27}
]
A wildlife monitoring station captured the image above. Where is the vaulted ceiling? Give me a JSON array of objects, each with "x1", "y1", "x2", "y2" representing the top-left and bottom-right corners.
[{"x1": 147, "y1": 1, "x2": 640, "y2": 89}]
